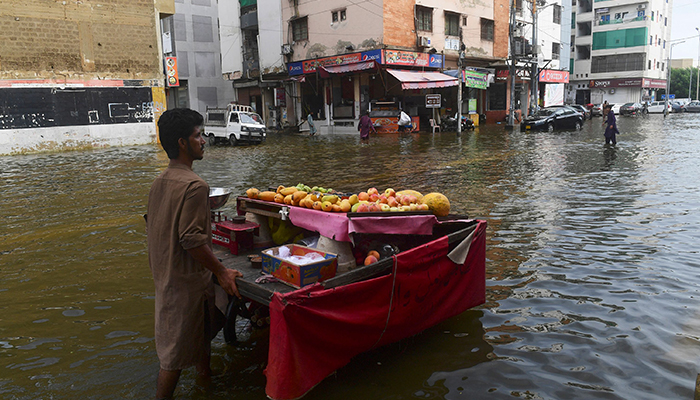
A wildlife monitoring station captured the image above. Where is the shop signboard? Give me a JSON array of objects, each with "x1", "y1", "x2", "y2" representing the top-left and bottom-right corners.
[
  {"x1": 642, "y1": 78, "x2": 666, "y2": 88},
  {"x1": 496, "y1": 69, "x2": 509, "y2": 80},
  {"x1": 468, "y1": 99, "x2": 477, "y2": 114},
  {"x1": 425, "y1": 94, "x2": 441, "y2": 108},
  {"x1": 589, "y1": 78, "x2": 644, "y2": 88},
  {"x1": 538, "y1": 69, "x2": 569, "y2": 83},
  {"x1": 287, "y1": 49, "x2": 382, "y2": 76},
  {"x1": 165, "y1": 57, "x2": 179, "y2": 87},
  {"x1": 463, "y1": 70, "x2": 488, "y2": 89},
  {"x1": 384, "y1": 49, "x2": 432, "y2": 67},
  {"x1": 274, "y1": 87, "x2": 286, "y2": 107}
]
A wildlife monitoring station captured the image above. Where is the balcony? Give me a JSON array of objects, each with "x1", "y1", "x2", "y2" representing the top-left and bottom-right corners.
[{"x1": 241, "y1": 10, "x2": 258, "y2": 30}]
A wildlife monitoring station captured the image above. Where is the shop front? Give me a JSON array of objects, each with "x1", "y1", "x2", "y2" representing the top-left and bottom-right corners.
[
  {"x1": 538, "y1": 69, "x2": 569, "y2": 107},
  {"x1": 588, "y1": 77, "x2": 666, "y2": 104},
  {"x1": 286, "y1": 49, "x2": 452, "y2": 133}
]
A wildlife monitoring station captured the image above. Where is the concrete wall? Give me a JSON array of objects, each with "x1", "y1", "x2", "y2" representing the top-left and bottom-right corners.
[
  {"x1": 258, "y1": 0, "x2": 285, "y2": 75},
  {"x1": 169, "y1": 0, "x2": 237, "y2": 112},
  {"x1": 0, "y1": 0, "x2": 162, "y2": 81},
  {"x1": 219, "y1": 0, "x2": 243, "y2": 78},
  {"x1": 283, "y1": 0, "x2": 384, "y2": 61},
  {"x1": 0, "y1": 123, "x2": 155, "y2": 156}
]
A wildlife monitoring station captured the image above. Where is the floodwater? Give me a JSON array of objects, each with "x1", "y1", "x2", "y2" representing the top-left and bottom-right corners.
[{"x1": 2, "y1": 113, "x2": 700, "y2": 399}]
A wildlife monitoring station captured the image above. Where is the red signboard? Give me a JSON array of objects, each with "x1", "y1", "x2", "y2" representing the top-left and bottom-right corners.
[
  {"x1": 302, "y1": 52, "x2": 364, "y2": 74},
  {"x1": 642, "y1": 78, "x2": 667, "y2": 88},
  {"x1": 384, "y1": 49, "x2": 430, "y2": 67},
  {"x1": 496, "y1": 69, "x2": 509, "y2": 80},
  {"x1": 539, "y1": 69, "x2": 569, "y2": 83},
  {"x1": 165, "y1": 57, "x2": 179, "y2": 87}
]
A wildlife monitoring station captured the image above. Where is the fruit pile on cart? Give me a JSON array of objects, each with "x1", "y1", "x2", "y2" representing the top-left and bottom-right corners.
[{"x1": 209, "y1": 184, "x2": 487, "y2": 400}]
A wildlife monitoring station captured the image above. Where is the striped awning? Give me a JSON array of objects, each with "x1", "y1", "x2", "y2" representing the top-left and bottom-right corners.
[
  {"x1": 386, "y1": 69, "x2": 459, "y2": 90},
  {"x1": 319, "y1": 60, "x2": 378, "y2": 78}
]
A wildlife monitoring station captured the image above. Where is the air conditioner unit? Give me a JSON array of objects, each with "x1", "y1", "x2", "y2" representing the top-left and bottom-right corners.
[
  {"x1": 637, "y1": 4, "x2": 646, "y2": 9},
  {"x1": 281, "y1": 44, "x2": 293, "y2": 55},
  {"x1": 418, "y1": 36, "x2": 431, "y2": 48}
]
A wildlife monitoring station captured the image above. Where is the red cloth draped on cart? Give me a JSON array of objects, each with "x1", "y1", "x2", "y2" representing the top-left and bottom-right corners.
[{"x1": 264, "y1": 221, "x2": 487, "y2": 400}]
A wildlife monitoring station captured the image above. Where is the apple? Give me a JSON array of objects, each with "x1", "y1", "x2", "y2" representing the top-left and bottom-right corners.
[
  {"x1": 368, "y1": 203, "x2": 381, "y2": 212},
  {"x1": 379, "y1": 194, "x2": 388, "y2": 204},
  {"x1": 418, "y1": 203, "x2": 430, "y2": 211},
  {"x1": 384, "y1": 188, "x2": 396, "y2": 197},
  {"x1": 387, "y1": 196, "x2": 399, "y2": 207},
  {"x1": 367, "y1": 187, "x2": 379, "y2": 196},
  {"x1": 357, "y1": 203, "x2": 370, "y2": 212},
  {"x1": 380, "y1": 203, "x2": 391, "y2": 212},
  {"x1": 409, "y1": 203, "x2": 418, "y2": 211},
  {"x1": 390, "y1": 207, "x2": 400, "y2": 212},
  {"x1": 364, "y1": 255, "x2": 378, "y2": 265},
  {"x1": 369, "y1": 193, "x2": 380, "y2": 202},
  {"x1": 400, "y1": 205, "x2": 411, "y2": 211},
  {"x1": 358, "y1": 191, "x2": 369, "y2": 201},
  {"x1": 400, "y1": 196, "x2": 411, "y2": 206}
]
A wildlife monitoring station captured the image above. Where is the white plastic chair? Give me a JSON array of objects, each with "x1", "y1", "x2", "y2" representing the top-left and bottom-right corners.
[{"x1": 429, "y1": 119, "x2": 440, "y2": 133}]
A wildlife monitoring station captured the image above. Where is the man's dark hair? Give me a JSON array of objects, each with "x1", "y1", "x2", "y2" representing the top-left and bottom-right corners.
[{"x1": 158, "y1": 108, "x2": 204, "y2": 159}]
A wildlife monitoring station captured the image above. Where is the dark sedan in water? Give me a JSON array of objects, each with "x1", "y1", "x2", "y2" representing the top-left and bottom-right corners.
[
  {"x1": 521, "y1": 106, "x2": 584, "y2": 132},
  {"x1": 620, "y1": 102, "x2": 643, "y2": 116}
]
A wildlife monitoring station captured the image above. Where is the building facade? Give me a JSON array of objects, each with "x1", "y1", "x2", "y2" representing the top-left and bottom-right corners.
[
  {"x1": 0, "y1": 0, "x2": 174, "y2": 155},
  {"x1": 567, "y1": 0, "x2": 671, "y2": 105},
  {"x1": 161, "y1": 0, "x2": 237, "y2": 113},
  {"x1": 218, "y1": 0, "x2": 507, "y2": 131}
]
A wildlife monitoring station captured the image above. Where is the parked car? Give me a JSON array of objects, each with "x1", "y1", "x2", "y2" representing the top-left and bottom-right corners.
[
  {"x1": 520, "y1": 106, "x2": 584, "y2": 132},
  {"x1": 684, "y1": 101, "x2": 700, "y2": 113},
  {"x1": 609, "y1": 103, "x2": 622, "y2": 115},
  {"x1": 620, "y1": 102, "x2": 643, "y2": 116},
  {"x1": 646, "y1": 101, "x2": 673, "y2": 114},
  {"x1": 204, "y1": 104, "x2": 267, "y2": 146},
  {"x1": 670, "y1": 101, "x2": 686, "y2": 113},
  {"x1": 569, "y1": 104, "x2": 592, "y2": 119},
  {"x1": 591, "y1": 104, "x2": 603, "y2": 117}
]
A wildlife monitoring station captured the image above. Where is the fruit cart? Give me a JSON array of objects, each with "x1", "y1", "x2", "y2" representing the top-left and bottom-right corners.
[{"x1": 211, "y1": 191, "x2": 487, "y2": 400}]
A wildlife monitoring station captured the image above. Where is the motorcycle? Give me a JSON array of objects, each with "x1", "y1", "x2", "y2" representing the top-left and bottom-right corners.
[{"x1": 441, "y1": 113, "x2": 475, "y2": 132}]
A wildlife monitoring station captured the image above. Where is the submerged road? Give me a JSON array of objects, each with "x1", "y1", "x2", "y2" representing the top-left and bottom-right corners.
[{"x1": 1, "y1": 113, "x2": 699, "y2": 399}]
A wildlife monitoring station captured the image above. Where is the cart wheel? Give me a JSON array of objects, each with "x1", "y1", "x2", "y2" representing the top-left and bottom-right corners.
[
  {"x1": 224, "y1": 298, "x2": 253, "y2": 344},
  {"x1": 229, "y1": 135, "x2": 238, "y2": 146},
  {"x1": 223, "y1": 298, "x2": 269, "y2": 345}
]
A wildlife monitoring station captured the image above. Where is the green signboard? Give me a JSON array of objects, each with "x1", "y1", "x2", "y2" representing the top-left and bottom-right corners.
[{"x1": 463, "y1": 70, "x2": 488, "y2": 90}]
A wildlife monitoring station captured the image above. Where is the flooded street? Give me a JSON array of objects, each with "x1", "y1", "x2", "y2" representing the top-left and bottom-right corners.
[{"x1": 2, "y1": 113, "x2": 700, "y2": 399}]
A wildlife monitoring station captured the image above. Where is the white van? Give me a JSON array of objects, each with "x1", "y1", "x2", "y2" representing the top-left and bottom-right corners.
[
  {"x1": 646, "y1": 101, "x2": 672, "y2": 114},
  {"x1": 204, "y1": 104, "x2": 267, "y2": 145}
]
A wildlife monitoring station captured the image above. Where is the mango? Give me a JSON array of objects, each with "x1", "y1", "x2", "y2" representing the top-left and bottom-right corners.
[
  {"x1": 258, "y1": 191, "x2": 276, "y2": 202},
  {"x1": 331, "y1": 204, "x2": 342, "y2": 212},
  {"x1": 312, "y1": 201, "x2": 323, "y2": 210},
  {"x1": 322, "y1": 195, "x2": 339, "y2": 204},
  {"x1": 292, "y1": 191, "x2": 307, "y2": 202},
  {"x1": 321, "y1": 201, "x2": 333, "y2": 212},
  {"x1": 280, "y1": 187, "x2": 298, "y2": 196},
  {"x1": 348, "y1": 194, "x2": 359, "y2": 205},
  {"x1": 351, "y1": 202, "x2": 361, "y2": 212},
  {"x1": 339, "y1": 199, "x2": 351, "y2": 212},
  {"x1": 276, "y1": 185, "x2": 285, "y2": 194},
  {"x1": 274, "y1": 193, "x2": 285, "y2": 203},
  {"x1": 246, "y1": 188, "x2": 259, "y2": 199}
]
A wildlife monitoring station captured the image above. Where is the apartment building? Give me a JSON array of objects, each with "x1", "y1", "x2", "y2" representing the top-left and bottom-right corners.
[
  {"x1": 161, "y1": 0, "x2": 236, "y2": 113},
  {"x1": 0, "y1": 0, "x2": 174, "y2": 155},
  {"x1": 567, "y1": 0, "x2": 671, "y2": 105},
  {"x1": 510, "y1": 0, "x2": 572, "y2": 113},
  {"x1": 219, "y1": 0, "x2": 507, "y2": 131}
]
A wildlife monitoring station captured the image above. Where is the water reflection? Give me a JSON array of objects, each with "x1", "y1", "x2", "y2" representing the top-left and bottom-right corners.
[{"x1": 1, "y1": 114, "x2": 700, "y2": 399}]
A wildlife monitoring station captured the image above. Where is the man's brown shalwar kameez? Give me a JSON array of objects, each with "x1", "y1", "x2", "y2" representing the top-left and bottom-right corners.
[{"x1": 147, "y1": 164, "x2": 217, "y2": 371}]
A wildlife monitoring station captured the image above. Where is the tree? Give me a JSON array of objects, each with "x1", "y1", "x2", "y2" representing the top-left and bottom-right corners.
[{"x1": 668, "y1": 67, "x2": 700, "y2": 99}]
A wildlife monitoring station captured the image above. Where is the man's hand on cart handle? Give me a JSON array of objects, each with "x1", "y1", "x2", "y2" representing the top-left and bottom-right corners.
[
  {"x1": 187, "y1": 244, "x2": 244, "y2": 298},
  {"x1": 217, "y1": 268, "x2": 243, "y2": 298}
]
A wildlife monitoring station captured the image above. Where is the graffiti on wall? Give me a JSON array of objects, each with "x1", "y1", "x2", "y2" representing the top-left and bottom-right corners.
[{"x1": 0, "y1": 87, "x2": 154, "y2": 129}]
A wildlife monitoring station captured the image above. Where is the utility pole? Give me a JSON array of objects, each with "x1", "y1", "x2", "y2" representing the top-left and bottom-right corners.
[
  {"x1": 696, "y1": 27, "x2": 699, "y2": 101},
  {"x1": 457, "y1": 57, "x2": 462, "y2": 133},
  {"x1": 666, "y1": 41, "x2": 684, "y2": 117},
  {"x1": 530, "y1": 0, "x2": 538, "y2": 115},
  {"x1": 508, "y1": 0, "x2": 517, "y2": 127}
]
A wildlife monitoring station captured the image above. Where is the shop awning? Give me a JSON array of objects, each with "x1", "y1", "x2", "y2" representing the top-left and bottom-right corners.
[
  {"x1": 386, "y1": 69, "x2": 459, "y2": 90},
  {"x1": 319, "y1": 60, "x2": 378, "y2": 78}
]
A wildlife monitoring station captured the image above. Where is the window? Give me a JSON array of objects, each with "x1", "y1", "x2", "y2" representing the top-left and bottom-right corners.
[
  {"x1": 417, "y1": 6, "x2": 432, "y2": 32},
  {"x1": 650, "y1": 35, "x2": 653, "y2": 45},
  {"x1": 664, "y1": 17, "x2": 667, "y2": 26},
  {"x1": 230, "y1": 113, "x2": 239, "y2": 123},
  {"x1": 516, "y1": 0, "x2": 523, "y2": 15},
  {"x1": 601, "y1": 14, "x2": 610, "y2": 23},
  {"x1": 651, "y1": 11, "x2": 654, "y2": 21},
  {"x1": 553, "y1": 4, "x2": 561, "y2": 24},
  {"x1": 445, "y1": 13, "x2": 460, "y2": 36},
  {"x1": 341, "y1": 10, "x2": 346, "y2": 21},
  {"x1": 648, "y1": 60, "x2": 652, "y2": 69},
  {"x1": 663, "y1": 40, "x2": 666, "y2": 48},
  {"x1": 481, "y1": 18, "x2": 494, "y2": 41},
  {"x1": 463, "y1": 17, "x2": 467, "y2": 26},
  {"x1": 591, "y1": 53, "x2": 645, "y2": 73},
  {"x1": 662, "y1": 62, "x2": 664, "y2": 71},
  {"x1": 292, "y1": 17, "x2": 308, "y2": 41},
  {"x1": 331, "y1": 10, "x2": 346, "y2": 23},
  {"x1": 552, "y1": 42, "x2": 560, "y2": 60},
  {"x1": 615, "y1": 12, "x2": 621, "y2": 19}
]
